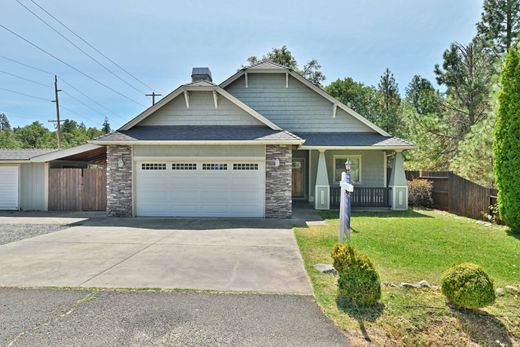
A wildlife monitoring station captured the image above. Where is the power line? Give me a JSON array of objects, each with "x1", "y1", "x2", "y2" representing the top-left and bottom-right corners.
[
  {"x1": 0, "y1": 54, "x2": 53, "y2": 76},
  {"x1": 0, "y1": 86, "x2": 95, "y2": 123},
  {"x1": 16, "y1": 0, "x2": 146, "y2": 95},
  {"x1": 0, "y1": 23, "x2": 146, "y2": 107},
  {"x1": 0, "y1": 55, "x2": 116, "y2": 114},
  {"x1": 28, "y1": 0, "x2": 154, "y2": 92},
  {"x1": 0, "y1": 69, "x2": 50, "y2": 87},
  {"x1": 61, "y1": 90, "x2": 104, "y2": 115},
  {"x1": 0, "y1": 86, "x2": 50, "y2": 101}
]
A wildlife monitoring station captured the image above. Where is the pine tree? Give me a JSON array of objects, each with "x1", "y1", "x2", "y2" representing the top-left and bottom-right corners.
[
  {"x1": 102, "y1": 117, "x2": 111, "y2": 134},
  {"x1": 377, "y1": 68, "x2": 401, "y2": 134},
  {"x1": 477, "y1": 0, "x2": 520, "y2": 54},
  {"x1": 494, "y1": 48, "x2": 520, "y2": 232},
  {"x1": 0, "y1": 113, "x2": 11, "y2": 131}
]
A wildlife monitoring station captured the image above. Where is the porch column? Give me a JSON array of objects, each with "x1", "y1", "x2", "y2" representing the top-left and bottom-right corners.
[
  {"x1": 388, "y1": 150, "x2": 408, "y2": 210},
  {"x1": 314, "y1": 149, "x2": 330, "y2": 210}
]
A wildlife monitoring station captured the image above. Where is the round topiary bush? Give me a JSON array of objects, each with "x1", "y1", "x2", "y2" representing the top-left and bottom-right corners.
[
  {"x1": 441, "y1": 262, "x2": 496, "y2": 310},
  {"x1": 331, "y1": 243, "x2": 381, "y2": 306}
]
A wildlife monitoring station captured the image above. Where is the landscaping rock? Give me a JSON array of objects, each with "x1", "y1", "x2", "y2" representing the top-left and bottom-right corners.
[
  {"x1": 400, "y1": 280, "x2": 439, "y2": 289},
  {"x1": 496, "y1": 288, "x2": 505, "y2": 296},
  {"x1": 383, "y1": 280, "x2": 398, "y2": 288},
  {"x1": 400, "y1": 282, "x2": 421, "y2": 289},
  {"x1": 314, "y1": 264, "x2": 337, "y2": 274},
  {"x1": 505, "y1": 285, "x2": 519, "y2": 295}
]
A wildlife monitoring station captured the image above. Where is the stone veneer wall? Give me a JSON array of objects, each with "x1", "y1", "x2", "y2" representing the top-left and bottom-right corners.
[
  {"x1": 265, "y1": 145, "x2": 292, "y2": 218},
  {"x1": 106, "y1": 145, "x2": 132, "y2": 216}
]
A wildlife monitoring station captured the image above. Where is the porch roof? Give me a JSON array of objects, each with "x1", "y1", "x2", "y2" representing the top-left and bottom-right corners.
[{"x1": 296, "y1": 132, "x2": 414, "y2": 150}]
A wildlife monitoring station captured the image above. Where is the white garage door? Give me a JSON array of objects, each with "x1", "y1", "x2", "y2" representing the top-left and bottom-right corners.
[
  {"x1": 0, "y1": 166, "x2": 19, "y2": 210},
  {"x1": 135, "y1": 161, "x2": 265, "y2": 217}
]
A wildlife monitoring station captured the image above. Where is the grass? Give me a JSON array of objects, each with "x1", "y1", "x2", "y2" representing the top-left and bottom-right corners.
[{"x1": 294, "y1": 209, "x2": 520, "y2": 346}]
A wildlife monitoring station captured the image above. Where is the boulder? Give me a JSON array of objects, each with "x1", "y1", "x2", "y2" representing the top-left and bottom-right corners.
[
  {"x1": 383, "y1": 280, "x2": 398, "y2": 288},
  {"x1": 505, "y1": 285, "x2": 519, "y2": 294},
  {"x1": 314, "y1": 264, "x2": 337, "y2": 274},
  {"x1": 496, "y1": 287, "x2": 505, "y2": 296}
]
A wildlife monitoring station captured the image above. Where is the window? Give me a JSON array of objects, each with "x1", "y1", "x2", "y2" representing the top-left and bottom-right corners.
[
  {"x1": 202, "y1": 163, "x2": 227, "y2": 170},
  {"x1": 172, "y1": 163, "x2": 197, "y2": 170},
  {"x1": 334, "y1": 156, "x2": 361, "y2": 183},
  {"x1": 233, "y1": 163, "x2": 258, "y2": 170},
  {"x1": 141, "y1": 163, "x2": 166, "y2": 170}
]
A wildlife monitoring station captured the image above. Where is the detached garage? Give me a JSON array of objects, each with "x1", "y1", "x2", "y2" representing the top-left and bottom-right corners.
[{"x1": 0, "y1": 166, "x2": 19, "y2": 210}]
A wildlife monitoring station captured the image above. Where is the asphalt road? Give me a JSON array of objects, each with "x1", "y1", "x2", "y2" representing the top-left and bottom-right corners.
[{"x1": 0, "y1": 288, "x2": 349, "y2": 347}]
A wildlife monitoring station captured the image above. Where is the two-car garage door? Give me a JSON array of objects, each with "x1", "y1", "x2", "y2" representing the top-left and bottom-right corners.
[{"x1": 135, "y1": 161, "x2": 265, "y2": 217}]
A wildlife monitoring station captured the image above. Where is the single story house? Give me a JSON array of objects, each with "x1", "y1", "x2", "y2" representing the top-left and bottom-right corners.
[{"x1": 0, "y1": 62, "x2": 413, "y2": 217}]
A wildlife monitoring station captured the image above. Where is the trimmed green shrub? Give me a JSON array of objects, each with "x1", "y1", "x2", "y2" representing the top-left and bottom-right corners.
[
  {"x1": 331, "y1": 243, "x2": 381, "y2": 306},
  {"x1": 441, "y1": 263, "x2": 496, "y2": 310},
  {"x1": 408, "y1": 178, "x2": 433, "y2": 208},
  {"x1": 494, "y1": 48, "x2": 520, "y2": 233}
]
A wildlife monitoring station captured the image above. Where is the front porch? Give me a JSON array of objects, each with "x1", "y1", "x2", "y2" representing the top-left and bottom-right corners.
[{"x1": 291, "y1": 147, "x2": 408, "y2": 210}]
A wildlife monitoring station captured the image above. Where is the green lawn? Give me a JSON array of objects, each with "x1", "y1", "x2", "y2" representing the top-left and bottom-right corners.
[{"x1": 295, "y1": 209, "x2": 520, "y2": 346}]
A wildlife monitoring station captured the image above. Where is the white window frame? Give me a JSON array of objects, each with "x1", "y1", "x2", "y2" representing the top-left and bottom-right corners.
[{"x1": 333, "y1": 155, "x2": 362, "y2": 184}]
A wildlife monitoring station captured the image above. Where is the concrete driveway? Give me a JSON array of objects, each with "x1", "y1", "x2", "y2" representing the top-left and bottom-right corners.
[{"x1": 0, "y1": 217, "x2": 312, "y2": 294}]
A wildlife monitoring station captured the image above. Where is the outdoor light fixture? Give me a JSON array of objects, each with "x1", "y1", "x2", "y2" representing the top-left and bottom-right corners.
[{"x1": 345, "y1": 159, "x2": 352, "y2": 172}]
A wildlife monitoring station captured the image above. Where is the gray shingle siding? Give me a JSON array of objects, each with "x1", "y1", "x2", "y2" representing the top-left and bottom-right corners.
[
  {"x1": 139, "y1": 91, "x2": 263, "y2": 127},
  {"x1": 225, "y1": 73, "x2": 375, "y2": 133}
]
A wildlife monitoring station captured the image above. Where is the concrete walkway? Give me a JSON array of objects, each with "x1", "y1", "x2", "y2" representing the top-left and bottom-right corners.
[{"x1": 0, "y1": 218, "x2": 312, "y2": 294}]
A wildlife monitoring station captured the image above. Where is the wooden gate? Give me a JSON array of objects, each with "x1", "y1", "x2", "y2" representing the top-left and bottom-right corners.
[{"x1": 48, "y1": 168, "x2": 106, "y2": 211}]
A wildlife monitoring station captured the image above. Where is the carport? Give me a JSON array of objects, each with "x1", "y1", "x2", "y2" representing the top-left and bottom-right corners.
[{"x1": 0, "y1": 144, "x2": 107, "y2": 212}]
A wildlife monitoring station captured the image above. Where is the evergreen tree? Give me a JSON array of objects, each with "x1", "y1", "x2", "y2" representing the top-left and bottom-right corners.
[
  {"x1": 405, "y1": 75, "x2": 440, "y2": 115},
  {"x1": 377, "y1": 68, "x2": 401, "y2": 134},
  {"x1": 494, "y1": 48, "x2": 520, "y2": 232},
  {"x1": 102, "y1": 117, "x2": 111, "y2": 133},
  {"x1": 0, "y1": 113, "x2": 11, "y2": 131},
  {"x1": 477, "y1": 0, "x2": 520, "y2": 54},
  {"x1": 434, "y1": 38, "x2": 495, "y2": 140}
]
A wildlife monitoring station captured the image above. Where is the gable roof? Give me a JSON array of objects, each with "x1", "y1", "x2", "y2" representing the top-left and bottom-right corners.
[
  {"x1": 119, "y1": 80, "x2": 282, "y2": 131},
  {"x1": 220, "y1": 61, "x2": 390, "y2": 137}
]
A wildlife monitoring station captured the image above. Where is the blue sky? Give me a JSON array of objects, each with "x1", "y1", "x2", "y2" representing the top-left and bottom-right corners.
[{"x1": 1, "y1": 0, "x2": 483, "y2": 129}]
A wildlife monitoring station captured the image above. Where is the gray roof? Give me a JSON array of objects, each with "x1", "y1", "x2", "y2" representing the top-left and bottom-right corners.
[
  {"x1": 0, "y1": 148, "x2": 57, "y2": 160},
  {"x1": 295, "y1": 132, "x2": 414, "y2": 148},
  {"x1": 94, "y1": 126, "x2": 302, "y2": 143}
]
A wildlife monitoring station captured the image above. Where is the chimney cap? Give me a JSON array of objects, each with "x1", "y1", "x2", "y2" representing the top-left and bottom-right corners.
[{"x1": 191, "y1": 67, "x2": 212, "y2": 82}]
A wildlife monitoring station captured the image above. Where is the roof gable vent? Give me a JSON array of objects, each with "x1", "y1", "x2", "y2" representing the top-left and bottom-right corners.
[{"x1": 191, "y1": 67, "x2": 212, "y2": 82}]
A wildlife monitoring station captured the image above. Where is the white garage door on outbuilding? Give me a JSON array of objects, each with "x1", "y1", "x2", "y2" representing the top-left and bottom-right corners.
[
  {"x1": 0, "y1": 166, "x2": 19, "y2": 210},
  {"x1": 135, "y1": 160, "x2": 265, "y2": 217}
]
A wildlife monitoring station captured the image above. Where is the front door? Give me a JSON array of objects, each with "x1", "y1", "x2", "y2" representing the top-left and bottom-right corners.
[{"x1": 292, "y1": 158, "x2": 305, "y2": 198}]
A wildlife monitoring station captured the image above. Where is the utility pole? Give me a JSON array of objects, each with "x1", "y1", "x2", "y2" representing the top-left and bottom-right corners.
[
  {"x1": 145, "y1": 92, "x2": 162, "y2": 105},
  {"x1": 50, "y1": 75, "x2": 62, "y2": 148}
]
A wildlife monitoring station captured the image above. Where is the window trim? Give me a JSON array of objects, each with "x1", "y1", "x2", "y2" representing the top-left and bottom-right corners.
[{"x1": 333, "y1": 155, "x2": 362, "y2": 184}]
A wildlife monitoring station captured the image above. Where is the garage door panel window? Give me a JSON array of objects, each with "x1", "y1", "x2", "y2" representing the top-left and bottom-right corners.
[
  {"x1": 233, "y1": 163, "x2": 259, "y2": 170},
  {"x1": 141, "y1": 163, "x2": 166, "y2": 170},
  {"x1": 202, "y1": 163, "x2": 228, "y2": 170},
  {"x1": 172, "y1": 163, "x2": 197, "y2": 170}
]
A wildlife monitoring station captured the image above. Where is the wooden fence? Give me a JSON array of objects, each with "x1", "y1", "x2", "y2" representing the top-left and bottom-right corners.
[
  {"x1": 406, "y1": 170, "x2": 497, "y2": 220},
  {"x1": 48, "y1": 168, "x2": 106, "y2": 211}
]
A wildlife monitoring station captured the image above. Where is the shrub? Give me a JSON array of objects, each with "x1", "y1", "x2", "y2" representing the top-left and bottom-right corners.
[
  {"x1": 331, "y1": 243, "x2": 381, "y2": 306},
  {"x1": 494, "y1": 48, "x2": 520, "y2": 233},
  {"x1": 408, "y1": 179, "x2": 433, "y2": 208},
  {"x1": 441, "y1": 263, "x2": 496, "y2": 310}
]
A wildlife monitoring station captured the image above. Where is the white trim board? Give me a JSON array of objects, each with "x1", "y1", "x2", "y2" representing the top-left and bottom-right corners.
[{"x1": 91, "y1": 139, "x2": 304, "y2": 146}]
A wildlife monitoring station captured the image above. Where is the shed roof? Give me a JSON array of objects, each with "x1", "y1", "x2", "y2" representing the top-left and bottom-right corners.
[
  {"x1": 296, "y1": 132, "x2": 414, "y2": 149},
  {"x1": 0, "y1": 148, "x2": 56, "y2": 161}
]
